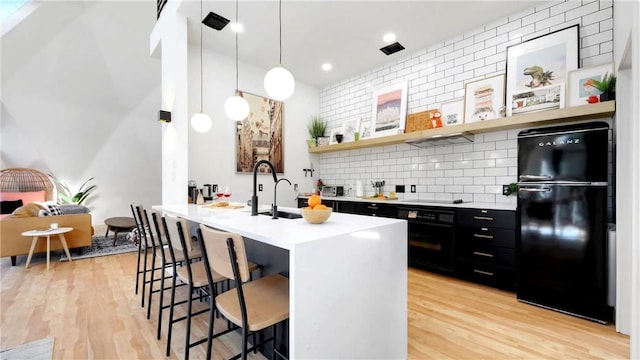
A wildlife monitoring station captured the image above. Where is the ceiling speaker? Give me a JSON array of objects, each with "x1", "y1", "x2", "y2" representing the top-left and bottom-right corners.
[
  {"x1": 380, "y1": 42, "x2": 405, "y2": 56},
  {"x1": 202, "y1": 11, "x2": 230, "y2": 31}
]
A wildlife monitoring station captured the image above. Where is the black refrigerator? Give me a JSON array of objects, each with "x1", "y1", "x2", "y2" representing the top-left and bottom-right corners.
[{"x1": 517, "y1": 122, "x2": 609, "y2": 323}]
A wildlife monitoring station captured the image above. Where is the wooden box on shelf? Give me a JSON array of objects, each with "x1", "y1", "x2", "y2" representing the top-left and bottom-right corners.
[{"x1": 406, "y1": 109, "x2": 439, "y2": 133}]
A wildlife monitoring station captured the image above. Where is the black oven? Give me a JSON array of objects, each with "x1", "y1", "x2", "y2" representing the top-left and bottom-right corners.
[{"x1": 398, "y1": 207, "x2": 455, "y2": 272}]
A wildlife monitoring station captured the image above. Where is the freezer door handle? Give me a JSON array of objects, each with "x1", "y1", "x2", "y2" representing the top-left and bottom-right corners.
[
  {"x1": 519, "y1": 174, "x2": 553, "y2": 181},
  {"x1": 519, "y1": 187, "x2": 551, "y2": 193}
]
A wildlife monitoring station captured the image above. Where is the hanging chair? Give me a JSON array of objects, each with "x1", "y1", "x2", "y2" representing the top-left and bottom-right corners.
[{"x1": 0, "y1": 168, "x2": 55, "y2": 201}]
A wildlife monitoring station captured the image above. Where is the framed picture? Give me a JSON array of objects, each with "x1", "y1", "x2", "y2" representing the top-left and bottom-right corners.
[
  {"x1": 342, "y1": 118, "x2": 361, "y2": 142},
  {"x1": 567, "y1": 63, "x2": 614, "y2": 107},
  {"x1": 440, "y1": 99, "x2": 464, "y2": 126},
  {"x1": 235, "y1": 91, "x2": 284, "y2": 173},
  {"x1": 463, "y1": 74, "x2": 505, "y2": 123},
  {"x1": 371, "y1": 82, "x2": 408, "y2": 137},
  {"x1": 506, "y1": 24, "x2": 579, "y2": 116},
  {"x1": 360, "y1": 121, "x2": 372, "y2": 139},
  {"x1": 329, "y1": 127, "x2": 343, "y2": 145},
  {"x1": 511, "y1": 83, "x2": 565, "y2": 115}
]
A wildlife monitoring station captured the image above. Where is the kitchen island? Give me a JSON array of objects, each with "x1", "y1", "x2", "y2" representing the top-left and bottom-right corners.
[{"x1": 154, "y1": 203, "x2": 408, "y2": 359}]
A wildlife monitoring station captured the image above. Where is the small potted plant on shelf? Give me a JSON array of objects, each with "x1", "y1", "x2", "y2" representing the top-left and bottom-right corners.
[
  {"x1": 307, "y1": 116, "x2": 328, "y2": 147},
  {"x1": 590, "y1": 72, "x2": 616, "y2": 102}
]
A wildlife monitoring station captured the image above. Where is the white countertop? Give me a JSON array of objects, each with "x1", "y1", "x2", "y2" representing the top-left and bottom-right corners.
[
  {"x1": 299, "y1": 195, "x2": 517, "y2": 211},
  {"x1": 153, "y1": 203, "x2": 406, "y2": 251}
]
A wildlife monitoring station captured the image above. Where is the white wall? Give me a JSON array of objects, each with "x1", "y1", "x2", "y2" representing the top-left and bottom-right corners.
[
  {"x1": 1, "y1": 1, "x2": 162, "y2": 225},
  {"x1": 187, "y1": 46, "x2": 320, "y2": 208},
  {"x1": 318, "y1": 0, "x2": 614, "y2": 206}
]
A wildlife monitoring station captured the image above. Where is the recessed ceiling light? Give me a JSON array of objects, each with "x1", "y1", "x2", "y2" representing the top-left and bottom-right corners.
[
  {"x1": 383, "y1": 33, "x2": 396, "y2": 43},
  {"x1": 321, "y1": 63, "x2": 332, "y2": 71},
  {"x1": 230, "y1": 22, "x2": 243, "y2": 32}
]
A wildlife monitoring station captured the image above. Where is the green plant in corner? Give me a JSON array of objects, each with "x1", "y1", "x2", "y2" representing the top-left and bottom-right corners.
[
  {"x1": 307, "y1": 116, "x2": 327, "y2": 140},
  {"x1": 49, "y1": 174, "x2": 97, "y2": 205},
  {"x1": 590, "y1": 72, "x2": 616, "y2": 93}
]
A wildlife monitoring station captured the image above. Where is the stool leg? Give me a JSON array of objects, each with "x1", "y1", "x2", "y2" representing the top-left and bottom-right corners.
[
  {"x1": 25, "y1": 237, "x2": 39, "y2": 269},
  {"x1": 46, "y1": 235, "x2": 51, "y2": 270},
  {"x1": 59, "y1": 234, "x2": 73, "y2": 262}
]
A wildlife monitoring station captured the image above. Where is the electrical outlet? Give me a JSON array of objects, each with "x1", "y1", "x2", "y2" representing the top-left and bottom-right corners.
[
  {"x1": 395, "y1": 185, "x2": 405, "y2": 193},
  {"x1": 259, "y1": 184, "x2": 263, "y2": 192},
  {"x1": 410, "y1": 185, "x2": 416, "y2": 193},
  {"x1": 503, "y1": 185, "x2": 510, "y2": 195}
]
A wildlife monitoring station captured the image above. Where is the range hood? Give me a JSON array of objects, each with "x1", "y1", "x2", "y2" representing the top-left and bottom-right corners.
[{"x1": 405, "y1": 131, "x2": 475, "y2": 148}]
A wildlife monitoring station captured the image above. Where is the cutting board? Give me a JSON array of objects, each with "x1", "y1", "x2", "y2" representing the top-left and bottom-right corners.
[
  {"x1": 201, "y1": 202, "x2": 245, "y2": 209},
  {"x1": 357, "y1": 196, "x2": 398, "y2": 201}
]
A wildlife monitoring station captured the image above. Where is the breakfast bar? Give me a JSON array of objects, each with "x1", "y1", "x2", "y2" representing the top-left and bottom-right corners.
[{"x1": 154, "y1": 203, "x2": 407, "y2": 359}]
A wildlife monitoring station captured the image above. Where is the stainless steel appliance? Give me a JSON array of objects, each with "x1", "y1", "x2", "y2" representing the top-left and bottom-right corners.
[
  {"x1": 322, "y1": 186, "x2": 344, "y2": 197},
  {"x1": 398, "y1": 207, "x2": 455, "y2": 272},
  {"x1": 517, "y1": 122, "x2": 609, "y2": 323}
]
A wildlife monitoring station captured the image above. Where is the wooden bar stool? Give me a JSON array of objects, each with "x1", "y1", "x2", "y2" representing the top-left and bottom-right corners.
[{"x1": 198, "y1": 225, "x2": 290, "y2": 360}]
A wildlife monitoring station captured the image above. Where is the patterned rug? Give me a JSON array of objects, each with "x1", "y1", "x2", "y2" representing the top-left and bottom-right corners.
[
  {"x1": 60, "y1": 233, "x2": 137, "y2": 261},
  {"x1": 0, "y1": 336, "x2": 54, "y2": 360}
]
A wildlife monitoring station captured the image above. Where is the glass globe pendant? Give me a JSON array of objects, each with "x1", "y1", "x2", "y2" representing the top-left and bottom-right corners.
[
  {"x1": 191, "y1": 112, "x2": 212, "y2": 133},
  {"x1": 263, "y1": 0, "x2": 295, "y2": 101},
  {"x1": 264, "y1": 65, "x2": 295, "y2": 101},
  {"x1": 224, "y1": 93, "x2": 250, "y2": 120}
]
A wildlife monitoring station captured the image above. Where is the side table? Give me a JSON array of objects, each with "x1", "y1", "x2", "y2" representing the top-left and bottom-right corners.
[
  {"x1": 21, "y1": 227, "x2": 74, "y2": 270},
  {"x1": 104, "y1": 217, "x2": 136, "y2": 246}
]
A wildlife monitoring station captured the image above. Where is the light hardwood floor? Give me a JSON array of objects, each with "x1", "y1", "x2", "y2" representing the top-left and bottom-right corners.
[{"x1": 1, "y1": 251, "x2": 629, "y2": 359}]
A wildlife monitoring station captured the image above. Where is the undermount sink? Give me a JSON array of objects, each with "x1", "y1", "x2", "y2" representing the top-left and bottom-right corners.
[{"x1": 258, "y1": 210, "x2": 302, "y2": 219}]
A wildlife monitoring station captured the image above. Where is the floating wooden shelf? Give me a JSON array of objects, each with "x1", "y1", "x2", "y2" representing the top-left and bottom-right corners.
[{"x1": 309, "y1": 101, "x2": 615, "y2": 154}]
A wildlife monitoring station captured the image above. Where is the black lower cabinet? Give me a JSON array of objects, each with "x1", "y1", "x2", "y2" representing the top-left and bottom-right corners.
[{"x1": 454, "y1": 208, "x2": 516, "y2": 291}]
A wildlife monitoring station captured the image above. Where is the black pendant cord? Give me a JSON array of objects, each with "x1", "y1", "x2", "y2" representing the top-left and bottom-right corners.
[
  {"x1": 235, "y1": 0, "x2": 239, "y2": 93},
  {"x1": 199, "y1": 0, "x2": 204, "y2": 112},
  {"x1": 278, "y1": 0, "x2": 282, "y2": 65}
]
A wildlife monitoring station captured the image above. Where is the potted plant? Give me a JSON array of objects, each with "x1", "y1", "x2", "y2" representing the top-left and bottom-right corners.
[
  {"x1": 49, "y1": 174, "x2": 97, "y2": 205},
  {"x1": 307, "y1": 116, "x2": 327, "y2": 147},
  {"x1": 590, "y1": 72, "x2": 616, "y2": 102}
]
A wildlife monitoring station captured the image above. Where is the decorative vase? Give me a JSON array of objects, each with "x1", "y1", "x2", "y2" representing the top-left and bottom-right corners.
[
  {"x1": 307, "y1": 138, "x2": 317, "y2": 148},
  {"x1": 599, "y1": 91, "x2": 615, "y2": 102},
  {"x1": 335, "y1": 134, "x2": 343, "y2": 143}
]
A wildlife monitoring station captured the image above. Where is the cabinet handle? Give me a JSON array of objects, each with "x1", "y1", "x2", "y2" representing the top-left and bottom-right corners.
[
  {"x1": 473, "y1": 269, "x2": 494, "y2": 276},
  {"x1": 474, "y1": 216, "x2": 494, "y2": 221},
  {"x1": 473, "y1": 233, "x2": 494, "y2": 239},
  {"x1": 473, "y1": 251, "x2": 494, "y2": 258}
]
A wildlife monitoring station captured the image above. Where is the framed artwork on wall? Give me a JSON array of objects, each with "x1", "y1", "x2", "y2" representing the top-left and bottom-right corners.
[
  {"x1": 235, "y1": 91, "x2": 284, "y2": 173},
  {"x1": 511, "y1": 83, "x2": 565, "y2": 115},
  {"x1": 440, "y1": 99, "x2": 465, "y2": 126},
  {"x1": 342, "y1": 118, "x2": 360, "y2": 142},
  {"x1": 359, "y1": 121, "x2": 372, "y2": 139},
  {"x1": 567, "y1": 63, "x2": 614, "y2": 107},
  {"x1": 506, "y1": 24, "x2": 579, "y2": 116},
  {"x1": 371, "y1": 82, "x2": 408, "y2": 137},
  {"x1": 463, "y1": 74, "x2": 505, "y2": 123}
]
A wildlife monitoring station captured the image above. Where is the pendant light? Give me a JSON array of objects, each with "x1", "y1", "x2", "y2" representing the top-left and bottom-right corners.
[
  {"x1": 224, "y1": 0, "x2": 250, "y2": 121},
  {"x1": 191, "y1": 0, "x2": 212, "y2": 133},
  {"x1": 263, "y1": 0, "x2": 295, "y2": 101}
]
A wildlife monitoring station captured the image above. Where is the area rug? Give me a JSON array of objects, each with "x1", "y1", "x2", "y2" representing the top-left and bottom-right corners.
[
  {"x1": 60, "y1": 233, "x2": 137, "y2": 261},
  {"x1": 0, "y1": 336, "x2": 54, "y2": 360}
]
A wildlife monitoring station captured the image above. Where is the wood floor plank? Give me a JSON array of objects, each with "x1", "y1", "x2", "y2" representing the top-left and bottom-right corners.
[{"x1": 1, "y1": 251, "x2": 629, "y2": 359}]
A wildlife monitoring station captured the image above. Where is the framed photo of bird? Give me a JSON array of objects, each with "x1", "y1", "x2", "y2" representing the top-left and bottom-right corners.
[{"x1": 505, "y1": 24, "x2": 579, "y2": 117}]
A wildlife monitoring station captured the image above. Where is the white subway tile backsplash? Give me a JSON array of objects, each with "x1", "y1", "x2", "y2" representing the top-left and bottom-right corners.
[{"x1": 317, "y1": 1, "x2": 612, "y2": 205}]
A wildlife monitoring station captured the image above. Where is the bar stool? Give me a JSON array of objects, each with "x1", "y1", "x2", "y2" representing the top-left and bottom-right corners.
[
  {"x1": 131, "y1": 204, "x2": 150, "y2": 302},
  {"x1": 198, "y1": 225, "x2": 290, "y2": 360}
]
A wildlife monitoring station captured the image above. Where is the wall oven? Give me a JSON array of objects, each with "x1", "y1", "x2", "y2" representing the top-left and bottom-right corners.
[{"x1": 398, "y1": 207, "x2": 455, "y2": 272}]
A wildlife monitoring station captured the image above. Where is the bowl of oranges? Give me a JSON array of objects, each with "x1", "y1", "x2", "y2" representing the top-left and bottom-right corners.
[{"x1": 300, "y1": 195, "x2": 332, "y2": 224}]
